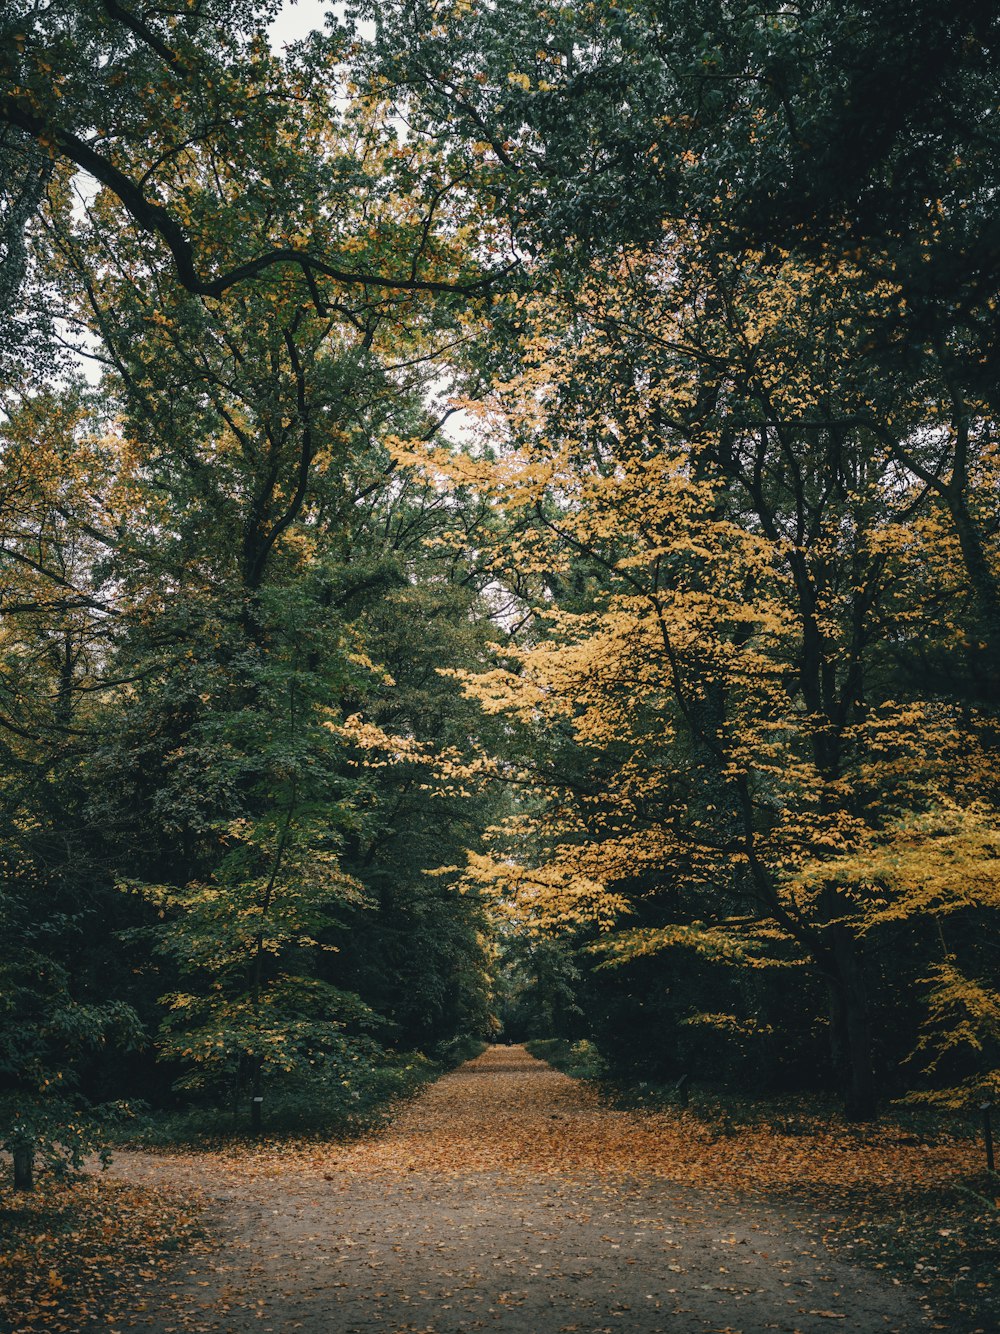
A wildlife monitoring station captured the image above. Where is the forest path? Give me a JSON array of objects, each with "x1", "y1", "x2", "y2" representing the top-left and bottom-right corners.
[{"x1": 108, "y1": 1045, "x2": 931, "y2": 1333}]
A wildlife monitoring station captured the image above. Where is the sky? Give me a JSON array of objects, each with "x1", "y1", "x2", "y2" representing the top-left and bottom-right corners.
[{"x1": 267, "y1": 0, "x2": 336, "y2": 49}]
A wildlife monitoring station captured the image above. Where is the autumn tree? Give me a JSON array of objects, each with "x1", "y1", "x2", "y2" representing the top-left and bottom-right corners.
[
  {"x1": 1, "y1": 1, "x2": 504, "y2": 307},
  {"x1": 352, "y1": 0, "x2": 1000, "y2": 1114},
  {"x1": 417, "y1": 238, "x2": 1000, "y2": 1118},
  {"x1": 3, "y1": 0, "x2": 998, "y2": 1164},
  {"x1": 361, "y1": 0, "x2": 1000, "y2": 373}
]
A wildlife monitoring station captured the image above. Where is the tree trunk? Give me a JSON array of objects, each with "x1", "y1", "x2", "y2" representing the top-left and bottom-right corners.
[
  {"x1": 13, "y1": 1142, "x2": 34, "y2": 1192},
  {"x1": 250, "y1": 1057, "x2": 263, "y2": 1135},
  {"x1": 231, "y1": 1053, "x2": 244, "y2": 1129},
  {"x1": 826, "y1": 929, "x2": 877, "y2": 1121},
  {"x1": 947, "y1": 495, "x2": 1000, "y2": 695}
]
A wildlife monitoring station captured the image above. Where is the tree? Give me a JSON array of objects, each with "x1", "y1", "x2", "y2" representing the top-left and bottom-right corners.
[
  {"x1": 0, "y1": 12, "x2": 503, "y2": 1153},
  {"x1": 424, "y1": 239, "x2": 999, "y2": 1118},
  {"x1": 325, "y1": 466, "x2": 505, "y2": 1052},
  {"x1": 361, "y1": 0, "x2": 1000, "y2": 373},
  {"x1": 0, "y1": 385, "x2": 147, "y2": 1187}
]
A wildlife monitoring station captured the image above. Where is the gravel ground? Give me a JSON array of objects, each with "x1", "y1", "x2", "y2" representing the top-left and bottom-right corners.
[{"x1": 106, "y1": 1046, "x2": 933, "y2": 1334}]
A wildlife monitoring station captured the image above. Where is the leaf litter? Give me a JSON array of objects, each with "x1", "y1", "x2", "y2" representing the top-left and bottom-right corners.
[{"x1": 3, "y1": 1046, "x2": 994, "y2": 1333}]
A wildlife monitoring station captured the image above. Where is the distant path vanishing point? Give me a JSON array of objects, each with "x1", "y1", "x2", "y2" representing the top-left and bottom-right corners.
[{"x1": 108, "y1": 1044, "x2": 931, "y2": 1333}]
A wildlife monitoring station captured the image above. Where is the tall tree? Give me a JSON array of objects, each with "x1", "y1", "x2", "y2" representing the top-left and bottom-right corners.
[
  {"x1": 428, "y1": 241, "x2": 999, "y2": 1118},
  {"x1": 0, "y1": 4, "x2": 502, "y2": 1157}
]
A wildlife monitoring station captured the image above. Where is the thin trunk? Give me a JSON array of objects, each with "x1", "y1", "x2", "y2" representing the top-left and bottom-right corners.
[
  {"x1": 12, "y1": 1142, "x2": 34, "y2": 1192},
  {"x1": 231, "y1": 1053, "x2": 244, "y2": 1128},
  {"x1": 826, "y1": 928, "x2": 877, "y2": 1121},
  {"x1": 250, "y1": 1057, "x2": 263, "y2": 1135},
  {"x1": 947, "y1": 493, "x2": 1000, "y2": 690}
]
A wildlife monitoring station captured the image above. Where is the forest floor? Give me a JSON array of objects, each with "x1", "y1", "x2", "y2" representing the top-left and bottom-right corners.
[{"x1": 2, "y1": 1044, "x2": 995, "y2": 1334}]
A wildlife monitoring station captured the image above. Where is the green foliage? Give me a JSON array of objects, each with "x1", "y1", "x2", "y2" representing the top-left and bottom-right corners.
[
  {"x1": 0, "y1": 0, "x2": 503, "y2": 1161},
  {"x1": 0, "y1": 878, "x2": 144, "y2": 1179},
  {"x1": 525, "y1": 1038, "x2": 605, "y2": 1082},
  {"x1": 429, "y1": 1035, "x2": 488, "y2": 1069},
  {"x1": 123, "y1": 1039, "x2": 488, "y2": 1144},
  {"x1": 494, "y1": 935, "x2": 583, "y2": 1042},
  {"x1": 363, "y1": 0, "x2": 1000, "y2": 407}
]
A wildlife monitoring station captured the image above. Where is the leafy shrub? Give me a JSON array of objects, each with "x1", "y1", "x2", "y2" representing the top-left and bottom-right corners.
[
  {"x1": 429, "y1": 1035, "x2": 487, "y2": 1069},
  {"x1": 120, "y1": 1049, "x2": 440, "y2": 1144},
  {"x1": 525, "y1": 1037, "x2": 605, "y2": 1080}
]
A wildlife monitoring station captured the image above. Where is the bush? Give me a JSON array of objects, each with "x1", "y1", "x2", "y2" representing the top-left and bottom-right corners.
[
  {"x1": 430, "y1": 1035, "x2": 487, "y2": 1069},
  {"x1": 118, "y1": 1050, "x2": 440, "y2": 1144},
  {"x1": 525, "y1": 1037, "x2": 605, "y2": 1080}
]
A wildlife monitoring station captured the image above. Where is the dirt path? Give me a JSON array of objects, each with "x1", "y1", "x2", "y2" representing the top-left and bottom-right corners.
[{"x1": 108, "y1": 1046, "x2": 932, "y2": 1334}]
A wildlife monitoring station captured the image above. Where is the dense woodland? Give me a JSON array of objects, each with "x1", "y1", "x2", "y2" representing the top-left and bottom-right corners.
[{"x1": 1, "y1": 0, "x2": 999, "y2": 1191}]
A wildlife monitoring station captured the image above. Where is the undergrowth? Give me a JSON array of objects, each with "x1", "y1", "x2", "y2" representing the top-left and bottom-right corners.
[
  {"x1": 116, "y1": 1038, "x2": 487, "y2": 1147},
  {"x1": 524, "y1": 1037, "x2": 606, "y2": 1080}
]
